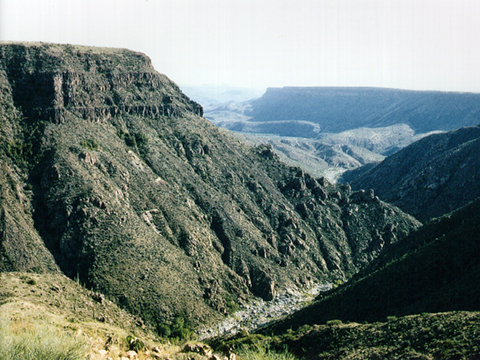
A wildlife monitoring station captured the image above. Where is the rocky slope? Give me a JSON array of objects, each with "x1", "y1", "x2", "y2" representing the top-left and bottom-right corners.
[
  {"x1": 260, "y1": 197, "x2": 480, "y2": 333},
  {"x1": 341, "y1": 125, "x2": 480, "y2": 222},
  {"x1": 0, "y1": 42, "x2": 420, "y2": 331},
  {"x1": 235, "y1": 124, "x2": 434, "y2": 180}
]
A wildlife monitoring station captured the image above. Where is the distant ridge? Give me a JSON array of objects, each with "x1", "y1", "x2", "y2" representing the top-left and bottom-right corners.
[
  {"x1": 245, "y1": 86, "x2": 480, "y2": 134},
  {"x1": 206, "y1": 86, "x2": 480, "y2": 180},
  {"x1": 341, "y1": 125, "x2": 480, "y2": 222}
]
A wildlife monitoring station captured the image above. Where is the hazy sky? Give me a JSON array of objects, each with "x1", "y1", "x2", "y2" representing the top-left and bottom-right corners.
[{"x1": 1, "y1": 0, "x2": 480, "y2": 92}]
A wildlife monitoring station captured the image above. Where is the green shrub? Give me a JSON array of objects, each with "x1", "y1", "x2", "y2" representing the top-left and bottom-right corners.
[
  {"x1": 20, "y1": 275, "x2": 36, "y2": 285},
  {"x1": 124, "y1": 132, "x2": 147, "y2": 148},
  {"x1": 225, "y1": 295, "x2": 240, "y2": 314},
  {"x1": 126, "y1": 335, "x2": 145, "y2": 352},
  {"x1": 122, "y1": 131, "x2": 149, "y2": 157},
  {"x1": 237, "y1": 346, "x2": 298, "y2": 360},
  {"x1": 159, "y1": 314, "x2": 195, "y2": 341},
  {"x1": 326, "y1": 319, "x2": 343, "y2": 326},
  {"x1": 156, "y1": 324, "x2": 171, "y2": 338},
  {"x1": 0, "y1": 318, "x2": 87, "y2": 360},
  {"x1": 116, "y1": 129, "x2": 126, "y2": 140},
  {"x1": 171, "y1": 327, "x2": 194, "y2": 341},
  {"x1": 80, "y1": 138, "x2": 99, "y2": 150}
]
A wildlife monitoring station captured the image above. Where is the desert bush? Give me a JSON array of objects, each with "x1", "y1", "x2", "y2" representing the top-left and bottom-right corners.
[
  {"x1": 0, "y1": 318, "x2": 87, "y2": 360},
  {"x1": 157, "y1": 324, "x2": 172, "y2": 338},
  {"x1": 157, "y1": 314, "x2": 195, "y2": 341},
  {"x1": 326, "y1": 319, "x2": 343, "y2": 326},
  {"x1": 80, "y1": 138, "x2": 99, "y2": 150},
  {"x1": 237, "y1": 345, "x2": 298, "y2": 360},
  {"x1": 126, "y1": 335, "x2": 145, "y2": 352}
]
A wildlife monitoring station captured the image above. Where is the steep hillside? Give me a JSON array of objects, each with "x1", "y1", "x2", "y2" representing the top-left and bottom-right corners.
[
  {"x1": 260, "y1": 197, "x2": 480, "y2": 333},
  {"x1": 341, "y1": 125, "x2": 480, "y2": 222},
  {"x1": 0, "y1": 42, "x2": 420, "y2": 331},
  {"x1": 0, "y1": 56, "x2": 59, "y2": 273},
  {"x1": 0, "y1": 272, "x2": 230, "y2": 360}
]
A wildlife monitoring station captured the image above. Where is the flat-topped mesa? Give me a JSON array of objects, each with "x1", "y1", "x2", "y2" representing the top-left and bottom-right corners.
[{"x1": 0, "y1": 42, "x2": 203, "y2": 123}]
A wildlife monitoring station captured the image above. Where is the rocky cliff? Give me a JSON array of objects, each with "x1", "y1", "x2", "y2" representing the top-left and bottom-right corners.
[{"x1": 0, "y1": 42, "x2": 420, "y2": 330}]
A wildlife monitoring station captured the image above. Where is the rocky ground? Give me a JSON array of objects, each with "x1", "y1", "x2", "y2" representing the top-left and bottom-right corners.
[{"x1": 197, "y1": 283, "x2": 332, "y2": 340}]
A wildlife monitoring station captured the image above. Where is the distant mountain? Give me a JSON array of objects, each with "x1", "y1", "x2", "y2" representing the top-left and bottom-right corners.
[
  {"x1": 246, "y1": 87, "x2": 480, "y2": 134},
  {"x1": 261, "y1": 196, "x2": 480, "y2": 333},
  {"x1": 0, "y1": 43, "x2": 420, "y2": 332},
  {"x1": 181, "y1": 85, "x2": 264, "y2": 110},
  {"x1": 341, "y1": 125, "x2": 480, "y2": 222},
  {"x1": 206, "y1": 87, "x2": 480, "y2": 180}
]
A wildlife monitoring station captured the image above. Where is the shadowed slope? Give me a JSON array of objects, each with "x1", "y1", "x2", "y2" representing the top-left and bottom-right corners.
[{"x1": 342, "y1": 125, "x2": 480, "y2": 222}]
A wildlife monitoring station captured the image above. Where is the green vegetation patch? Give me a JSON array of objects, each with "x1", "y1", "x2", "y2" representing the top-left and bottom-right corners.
[
  {"x1": 237, "y1": 346, "x2": 299, "y2": 360},
  {"x1": 117, "y1": 128, "x2": 149, "y2": 156},
  {"x1": 79, "y1": 138, "x2": 99, "y2": 150}
]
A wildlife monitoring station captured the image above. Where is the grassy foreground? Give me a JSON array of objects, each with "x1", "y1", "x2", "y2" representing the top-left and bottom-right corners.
[
  {"x1": 0, "y1": 318, "x2": 86, "y2": 360},
  {"x1": 0, "y1": 272, "x2": 297, "y2": 360},
  {"x1": 0, "y1": 272, "x2": 201, "y2": 359}
]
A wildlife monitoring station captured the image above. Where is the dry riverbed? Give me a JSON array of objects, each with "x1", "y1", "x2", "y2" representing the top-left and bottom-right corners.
[{"x1": 197, "y1": 283, "x2": 332, "y2": 340}]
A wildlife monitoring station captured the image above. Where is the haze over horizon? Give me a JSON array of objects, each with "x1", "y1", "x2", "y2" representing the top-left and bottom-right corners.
[{"x1": 1, "y1": 0, "x2": 480, "y2": 93}]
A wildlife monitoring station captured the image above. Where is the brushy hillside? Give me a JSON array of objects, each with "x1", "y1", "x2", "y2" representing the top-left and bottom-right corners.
[
  {"x1": 0, "y1": 272, "x2": 237, "y2": 360},
  {"x1": 207, "y1": 198, "x2": 480, "y2": 359},
  {"x1": 341, "y1": 125, "x2": 480, "y2": 222},
  {"x1": 258, "y1": 197, "x2": 480, "y2": 334},
  {"x1": 211, "y1": 311, "x2": 480, "y2": 360},
  {"x1": 0, "y1": 42, "x2": 420, "y2": 331}
]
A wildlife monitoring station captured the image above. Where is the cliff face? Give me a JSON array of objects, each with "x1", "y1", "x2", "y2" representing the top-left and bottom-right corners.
[
  {"x1": 0, "y1": 43, "x2": 202, "y2": 123},
  {"x1": 0, "y1": 43, "x2": 420, "y2": 329},
  {"x1": 0, "y1": 53, "x2": 58, "y2": 273}
]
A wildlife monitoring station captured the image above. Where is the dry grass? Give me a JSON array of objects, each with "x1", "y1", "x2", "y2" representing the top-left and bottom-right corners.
[{"x1": 0, "y1": 272, "x2": 223, "y2": 360}]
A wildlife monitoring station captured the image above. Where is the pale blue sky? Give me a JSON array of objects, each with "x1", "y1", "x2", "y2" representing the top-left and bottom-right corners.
[{"x1": 1, "y1": 0, "x2": 480, "y2": 92}]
